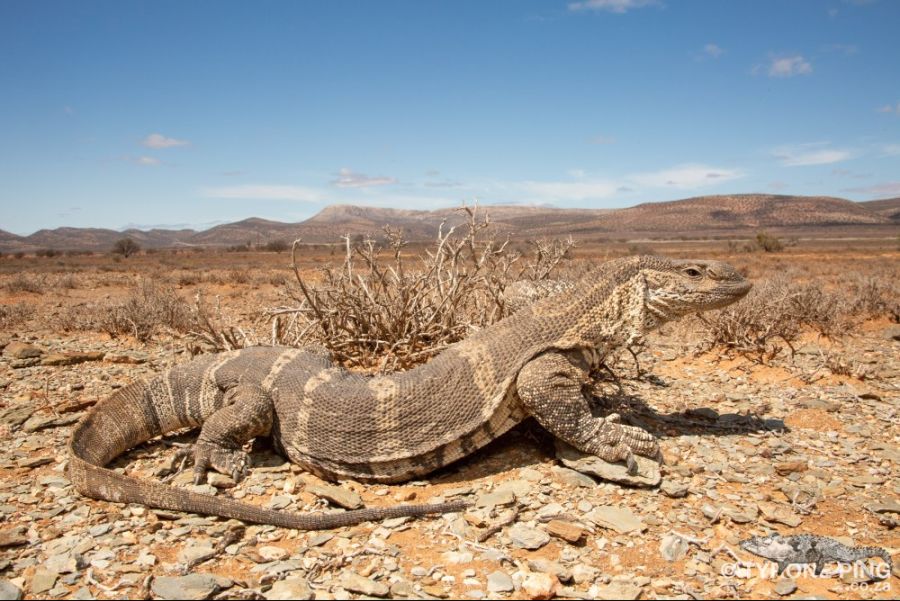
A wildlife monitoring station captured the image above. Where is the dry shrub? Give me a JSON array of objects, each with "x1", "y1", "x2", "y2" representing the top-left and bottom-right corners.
[
  {"x1": 248, "y1": 206, "x2": 575, "y2": 371},
  {"x1": 0, "y1": 302, "x2": 34, "y2": 329},
  {"x1": 4, "y1": 273, "x2": 46, "y2": 294},
  {"x1": 846, "y1": 274, "x2": 900, "y2": 322},
  {"x1": 695, "y1": 274, "x2": 846, "y2": 361},
  {"x1": 58, "y1": 279, "x2": 196, "y2": 342}
]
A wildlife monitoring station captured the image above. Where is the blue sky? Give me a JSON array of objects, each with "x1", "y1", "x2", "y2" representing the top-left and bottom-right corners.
[{"x1": 1, "y1": 0, "x2": 899, "y2": 234}]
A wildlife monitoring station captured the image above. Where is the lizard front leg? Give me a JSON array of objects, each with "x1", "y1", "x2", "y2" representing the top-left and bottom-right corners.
[
  {"x1": 516, "y1": 351, "x2": 658, "y2": 473},
  {"x1": 186, "y1": 384, "x2": 274, "y2": 484}
]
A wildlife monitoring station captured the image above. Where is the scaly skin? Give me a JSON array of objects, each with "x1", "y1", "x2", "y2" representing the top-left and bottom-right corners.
[{"x1": 69, "y1": 255, "x2": 751, "y2": 529}]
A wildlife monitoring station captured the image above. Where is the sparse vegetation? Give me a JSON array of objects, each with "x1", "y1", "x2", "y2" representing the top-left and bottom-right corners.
[
  {"x1": 754, "y1": 231, "x2": 784, "y2": 253},
  {"x1": 112, "y1": 237, "x2": 141, "y2": 258},
  {"x1": 263, "y1": 239, "x2": 289, "y2": 253}
]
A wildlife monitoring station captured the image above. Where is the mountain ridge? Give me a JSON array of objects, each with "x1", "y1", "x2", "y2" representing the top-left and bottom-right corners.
[{"x1": 2, "y1": 194, "x2": 896, "y2": 252}]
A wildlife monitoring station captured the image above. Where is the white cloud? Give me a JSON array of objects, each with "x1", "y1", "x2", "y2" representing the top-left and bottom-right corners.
[
  {"x1": 568, "y1": 0, "x2": 659, "y2": 13},
  {"x1": 630, "y1": 164, "x2": 744, "y2": 189},
  {"x1": 882, "y1": 144, "x2": 900, "y2": 156},
  {"x1": 877, "y1": 102, "x2": 900, "y2": 114},
  {"x1": 136, "y1": 156, "x2": 161, "y2": 166},
  {"x1": 589, "y1": 134, "x2": 616, "y2": 144},
  {"x1": 331, "y1": 167, "x2": 397, "y2": 188},
  {"x1": 772, "y1": 143, "x2": 853, "y2": 166},
  {"x1": 759, "y1": 55, "x2": 812, "y2": 78},
  {"x1": 201, "y1": 185, "x2": 323, "y2": 203},
  {"x1": 703, "y1": 43, "x2": 724, "y2": 58},
  {"x1": 142, "y1": 133, "x2": 190, "y2": 149}
]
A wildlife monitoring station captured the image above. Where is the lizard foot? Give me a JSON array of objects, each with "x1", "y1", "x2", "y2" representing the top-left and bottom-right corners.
[
  {"x1": 177, "y1": 442, "x2": 251, "y2": 485},
  {"x1": 589, "y1": 414, "x2": 659, "y2": 474}
]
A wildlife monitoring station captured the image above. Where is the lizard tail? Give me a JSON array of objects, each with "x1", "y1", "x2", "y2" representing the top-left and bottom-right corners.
[
  {"x1": 847, "y1": 545, "x2": 893, "y2": 574},
  {"x1": 68, "y1": 379, "x2": 468, "y2": 529}
]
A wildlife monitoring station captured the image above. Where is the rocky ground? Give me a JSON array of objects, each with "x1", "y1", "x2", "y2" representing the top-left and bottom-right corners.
[{"x1": 0, "y1": 253, "x2": 898, "y2": 600}]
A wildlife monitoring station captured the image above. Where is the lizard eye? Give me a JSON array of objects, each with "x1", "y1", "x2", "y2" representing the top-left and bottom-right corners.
[{"x1": 684, "y1": 267, "x2": 702, "y2": 278}]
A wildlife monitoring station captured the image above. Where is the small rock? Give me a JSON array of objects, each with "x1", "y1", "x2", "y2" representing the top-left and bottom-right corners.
[
  {"x1": 593, "y1": 582, "x2": 643, "y2": 600},
  {"x1": 264, "y1": 577, "x2": 313, "y2": 600},
  {"x1": 521, "y1": 572, "x2": 557, "y2": 600},
  {"x1": 476, "y1": 489, "x2": 516, "y2": 509},
  {"x1": 660, "y1": 480, "x2": 689, "y2": 498},
  {"x1": 0, "y1": 579, "x2": 23, "y2": 600},
  {"x1": 774, "y1": 578, "x2": 797, "y2": 596},
  {"x1": 586, "y1": 506, "x2": 645, "y2": 534},
  {"x1": 257, "y1": 546, "x2": 289, "y2": 562},
  {"x1": 508, "y1": 524, "x2": 551, "y2": 550},
  {"x1": 546, "y1": 520, "x2": 584, "y2": 543},
  {"x1": 775, "y1": 461, "x2": 807, "y2": 476},
  {"x1": 206, "y1": 473, "x2": 236, "y2": 489},
  {"x1": 178, "y1": 543, "x2": 216, "y2": 566},
  {"x1": 3, "y1": 342, "x2": 43, "y2": 359},
  {"x1": 151, "y1": 574, "x2": 228, "y2": 600},
  {"x1": 0, "y1": 528, "x2": 28, "y2": 548},
  {"x1": 556, "y1": 441, "x2": 661, "y2": 487},
  {"x1": 40, "y1": 351, "x2": 104, "y2": 366},
  {"x1": 486, "y1": 571, "x2": 514, "y2": 593},
  {"x1": 341, "y1": 572, "x2": 389, "y2": 597},
  {"x1": 659, "y1": 534, "x2": 689, "y2": 562},
  {"x1": 307, "y1": 483, "x2": 363, "y2": 510},
  {"x1": 30, "y1": 569, "x2": 57, "y2": 596},
  {"x1": 550, "y1": 466, "x2": 596, "y2": 488}
]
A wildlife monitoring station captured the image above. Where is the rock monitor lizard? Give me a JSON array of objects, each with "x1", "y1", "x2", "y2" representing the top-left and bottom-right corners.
[{"x1": 69, "y1": 255, "x2": 751, "y2": 529}]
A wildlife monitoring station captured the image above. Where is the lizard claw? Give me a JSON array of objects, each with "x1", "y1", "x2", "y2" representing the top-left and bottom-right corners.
[{"x1": 187, "y1": 442, "x2": 251, "y2": 485}]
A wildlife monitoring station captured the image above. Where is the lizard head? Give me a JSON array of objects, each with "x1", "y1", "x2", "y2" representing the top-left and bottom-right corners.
[
  {"x1": 639, "y1": 256, "x2": 751, "y2": 325},
  {"x1": 739, "y1": 534, "x2": 792, "y2": 561}
]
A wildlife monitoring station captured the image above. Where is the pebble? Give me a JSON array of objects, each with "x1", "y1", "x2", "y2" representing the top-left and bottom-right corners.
[
  {"x1": 586, "y1": 506, "x2": 645, "y2": 534},
  {"x1": 521, "y1": 572, "x2": 556, "y2": 599},
  {"x1": 29, "y1": 569, "x2": 57, "y2": 596},
  {"x1": 659, "y1": 534, "x2": 689, "y2": 561},
  {"x1": 0, "y1": 579, "x2": 22, "y2": 600},
  {"x1": 151, "y1": 574, "x2": 229, "y2": 600},
  {"x1": 774, "y1": 578, "x2": 797, "y2": 596},
  {"x1": 508, "y1": 524, "x2": 551, "y2": 550},
  {"x1": 340, "y1": 572, "x2": 389, "y2": 597},
  {"x1": 307, "y1": 483, "x2": 363, "y2": 509},
  {"x1": 486, "y1": 571, "x2": 514, "y2": 593},
  {"x1": 264, "y1": 577, "x2": 314, "y2": 600},
  {"x1": 545, "y1": 520, "x2": 584, "y2": 543}
]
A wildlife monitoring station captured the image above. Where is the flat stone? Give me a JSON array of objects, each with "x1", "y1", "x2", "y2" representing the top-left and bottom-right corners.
[
  {"x1": 475, "y1": 489, "x2": 516, "y2": 509},
  {"x1": 40, "y1": 351, "x2": 104, "y2": 366},
  {"x1": 593, "y1": 582, "x2": 643, "y2": 600},
  {"x1": 774, "y1": 578, "x2": 797, "y2": 596},
  {"x1": 586, "y1": 506, "x2": 645, "y2": 534},
  {"x1": 3, "y1": 342, "x2": 43, "y2": 359},
  {"x1": 151, "y1": 574, "x2": 224, "y2": 600},
  {"x1": 103, "y1": 352, "x2": 148, "y2": 364},
  {"x1": 556, "y1": 441, "x2": 661, "y2": 487},
  {"x1": 551, "y1": 466, "x2": 597, "y2": 488},
  {"x1": 0, "y1": 406, "x2": 34, "y2": 428},
  {"x1": 508, "y1": 524, "x2": 551, "y2": 550},
  {"x1": 206, "y1": 473, "x2": 236, "y2": 489},
  {"x1": 307, "y1": 483, "x2": 362, "y2": 510},
  {"x1": 30, "y1": 569, "x2": 57, "y2": 596},
  {"x1": 486, "y1": 571, "x2": 514, "y2": 593},
  {"x1": 0, "y1": 528, "x2": 28, "y2": 548},
  {"x1": 264, "y1": 577, "x2": 313, "y2": 600},
  {"x1": 660, "y1": 480, "x2": 689, "y2": 498},
  {"x1": 0, "y1": 579, "x2": 23, "y2": 600},
  {"x1": 178, "y1": 543, "x2": 216, "y2": 566},
  {"x1": 546, "y1": 520, "x2": 584, "y2": 543},
  {"x1": 340, "y1": 572, "x2": 389, "y2": 597}
]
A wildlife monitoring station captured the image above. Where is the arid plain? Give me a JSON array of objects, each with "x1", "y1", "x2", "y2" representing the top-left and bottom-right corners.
[{"x1": 1, "y1": 199, "x2": 899, "y2": 600}]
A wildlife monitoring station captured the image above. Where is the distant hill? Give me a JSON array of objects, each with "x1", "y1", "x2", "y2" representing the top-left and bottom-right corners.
[
  {"x1": 1, "y1": 194, "x2": 896, "y2": 252},
  {"x1": 859, "y1": 197, "x2": 900, "y2": 222}
]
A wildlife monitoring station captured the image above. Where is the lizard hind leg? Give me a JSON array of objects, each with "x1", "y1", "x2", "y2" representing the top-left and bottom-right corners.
[{"x1": 185, "y1": 384, "x2": 275, "y2": 484}]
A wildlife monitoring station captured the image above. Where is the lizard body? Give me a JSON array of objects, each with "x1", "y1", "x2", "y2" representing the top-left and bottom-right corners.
[
  {"x1": 69, "y1": 255, "x2": 750, "y2": 529},
  {"x1": 740, "y1": 534, "x2": 893, "y2": 577}
]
